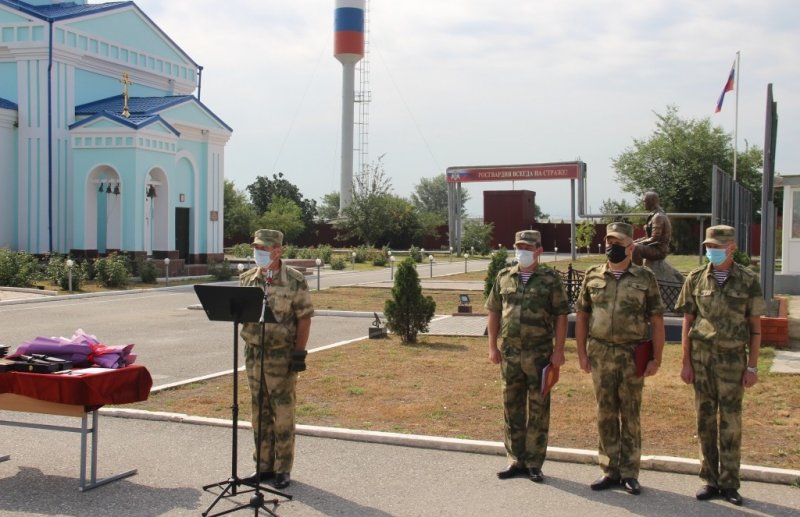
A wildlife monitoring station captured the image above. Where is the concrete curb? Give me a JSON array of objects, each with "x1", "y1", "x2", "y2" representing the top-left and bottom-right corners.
[{"x1": 101, "y1": 407, "x2": 800, "y2": 486}]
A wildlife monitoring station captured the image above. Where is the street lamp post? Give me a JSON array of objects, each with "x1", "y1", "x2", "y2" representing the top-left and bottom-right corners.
[
  {"x1": 237, "y1": 263, "x2": 245, "y2": 274},
  {"x1": 351, "y1": 251, "x2": 356, "y2": 270},
  {"x1": 597, "y1": 243, "x2": 602, "y2": 255},
  {"x1": 428, "y1": 254, "x2": 434, "y2": 278},
  {"x1": 554, "y1": 247, "x2": 558, "y2": 261},
  {"x1": 390, "y1": 255, "x2": 396, "y2": 280},
  {"x1": 464, "y1": 253, "x2": 469, "y2": 273},
  {"x1": 449, "y1": 246, "x2": 453, "y2": 262},
  {"x1": 66, "y1": 259, "x2": 74, "y2": 292},
  {"x1": 164, "y1": 257, "x2": 170, "y2": 287},
  {"x1": 315, "y1": 258, "x2": 322, "y2": 291}
]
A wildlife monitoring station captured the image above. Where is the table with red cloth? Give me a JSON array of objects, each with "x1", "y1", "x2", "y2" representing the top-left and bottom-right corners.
[{"x1": 0, "y1": 365, "x2": 153, "y2": 491}]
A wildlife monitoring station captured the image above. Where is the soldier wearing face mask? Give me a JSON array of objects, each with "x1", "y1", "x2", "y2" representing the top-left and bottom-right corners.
[
  {"x1": 675, "y1": 225, "x2": 765, "y2": 507},
  {"x1": 485, "y1": 230, "x2": 570, "y2": 483},
  {"x1": 575, "y1": 222, "x2": 665, "y2": 496},
  {"x1": 239, "y1": 229, "x2": 314, "y2": 490}
]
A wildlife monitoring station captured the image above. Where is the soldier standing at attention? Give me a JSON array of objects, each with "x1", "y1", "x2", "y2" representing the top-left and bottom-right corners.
[
  {"x1": 575, "y1": 222, "x2": 665, "y2": 495},
  {"x1": 486, "y1": 230, "x2": 569, "y2": 483},
  {"x1": 676, "y1": 225, "x2": 765, "y2": 506},
  {"x1": 239, "y1": 229, "x2": 314, "y2": 489}
]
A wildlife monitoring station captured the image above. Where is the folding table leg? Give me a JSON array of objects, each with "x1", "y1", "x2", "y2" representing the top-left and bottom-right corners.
[{"x1": 77, "y1": 410, "x2": 137, "y2": 492}]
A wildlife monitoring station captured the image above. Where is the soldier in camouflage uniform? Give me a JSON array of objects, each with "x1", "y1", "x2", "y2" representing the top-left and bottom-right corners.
[
  {"x1": 575, "y1": 222, "x2": 665, "y2": 495},
  {"x1": 675, "y1": 225, "x2": 765, "y2": 506},
  {"x1": 239, "y1": 229, "x2": 314, "y2": 489},
  {"x1": 486, "y1": 230, "x2": 569, "y2": 483}
]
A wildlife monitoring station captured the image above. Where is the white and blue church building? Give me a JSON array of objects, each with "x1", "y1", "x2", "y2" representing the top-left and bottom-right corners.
[{"x1": 0, "y1": 0, "x2": 231, "y2": 266}]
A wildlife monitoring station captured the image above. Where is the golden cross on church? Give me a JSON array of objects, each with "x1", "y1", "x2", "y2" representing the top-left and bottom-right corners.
[{"x1": 120, "y1": 72, "x2": 132, "y2": 118}]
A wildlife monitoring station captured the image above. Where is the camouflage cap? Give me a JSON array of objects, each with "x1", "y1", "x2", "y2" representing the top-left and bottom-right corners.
[
  {"x1": 514, "y1": 230, "x2": 541, "y2": 246},
  {"x1": 703, "y1": 225, "x2": 735, "y2": 246},
  {"x1": 253, "y1": 229, "x2": 283, "y2": 247},
  {"x1": 605, "y1": 222, "x2": 633, "y2": 241}
]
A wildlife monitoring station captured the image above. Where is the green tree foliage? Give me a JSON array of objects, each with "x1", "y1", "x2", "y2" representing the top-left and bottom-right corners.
[
  {"x1": 576, "y1": 220, "x2": 597, "y2": 250},
  {"x1": 0, "y1": 248, "x2": 40, "y2": 287},
  {"x1": 318, "y1": 191, "x2": 340, "y2": 221},
  {"x1": 46, "y1": 255, "x2": 88, "y2": 291},
  {"x1": 224, "y1": 180, "x2": 257, "y2": 243},
  {"x1": 613, "y1": 106, "x2": 763, "y2": 216},
  {"x1": 599, "y1": 198, "x2": 642, "y2": 224},
  {"x1": 94, "y1": 253, "x2": 129, "y2": 288},
  {"x1": 534, "y1": 203, "x2": 550, "y2": 220},
  {"x1": 484, "y1": 247, "x2": 509, "y2": 298},
  {"x1": 461, "y1": 220, "x2": 494, "y2": 255},
  {"x1": 259, "y1": 195, "x2": 305, "y2": 243},
  {"x1": 411, "y1": 174, "x2": 470, "y2": 223},
  {"x1": 337, "y1": 161, "x2": 434, "y2": 247},
  {"x1": 247, "y1": 172, "x2": 317, "y2": 238},
  {"x1": 384, "y1": 257, "x2": 436, "y2": 343},
  {"x1": 613, "y1": 106, "x2": 763, "y2": 253}
]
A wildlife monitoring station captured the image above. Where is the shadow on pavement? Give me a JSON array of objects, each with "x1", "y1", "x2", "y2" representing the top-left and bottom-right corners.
[{"x1": 0, "y1": 466, "x2": 201, "y2": 516}]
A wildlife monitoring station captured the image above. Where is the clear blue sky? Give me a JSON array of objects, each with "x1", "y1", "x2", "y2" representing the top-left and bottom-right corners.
[{"x1": 138, "y1": 0, "x2": 800, "y2": 219}]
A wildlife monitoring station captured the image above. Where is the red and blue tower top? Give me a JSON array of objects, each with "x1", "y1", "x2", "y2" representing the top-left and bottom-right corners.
[{"x1": 334, "y1": 0, "x2": 365, "y2": 64}]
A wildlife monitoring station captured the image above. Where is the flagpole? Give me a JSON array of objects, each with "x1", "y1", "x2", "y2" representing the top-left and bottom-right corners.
[{"x1": 733, "y1": 50, "x2": 740, "y2": 181}]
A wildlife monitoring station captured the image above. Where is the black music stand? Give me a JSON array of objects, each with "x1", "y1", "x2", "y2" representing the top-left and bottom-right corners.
[{"x1": 194, "y1": 285, "x2": 287, "y2": 517}]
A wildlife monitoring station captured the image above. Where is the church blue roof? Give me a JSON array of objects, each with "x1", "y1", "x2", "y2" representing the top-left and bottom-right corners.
[
  {"x1": 0, "y1": 97, "x2": 18, "y2": 110},
  {"x1": 0, "y1": 1, "x2": 131, "y2": 21},
  {"x1": 77, "y1": 95, "x2": 194, "y2": 116},
  {"x1": 76, "y1": 94, "x2": 232, "y2": 131},
  {"x1": 0, "y1": 1, "x2": 199, "y2": 67},
  {"x1": 70, "y1": 109, "x2": 181, "y2": 136}
]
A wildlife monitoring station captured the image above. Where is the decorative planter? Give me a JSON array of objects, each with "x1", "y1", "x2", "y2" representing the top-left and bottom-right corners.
[{"x1": 761, "y1": 316, "x2": 789, "y2": 349}]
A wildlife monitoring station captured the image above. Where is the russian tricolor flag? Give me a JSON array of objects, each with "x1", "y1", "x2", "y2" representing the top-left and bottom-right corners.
[{"x1": 715, "y1": 62, "x2": 735, "y2": 113}]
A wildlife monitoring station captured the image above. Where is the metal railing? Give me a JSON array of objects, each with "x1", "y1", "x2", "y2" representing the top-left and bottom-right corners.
[{"x1": 555, "y1": 264, "x2": 684, "y2": 313}]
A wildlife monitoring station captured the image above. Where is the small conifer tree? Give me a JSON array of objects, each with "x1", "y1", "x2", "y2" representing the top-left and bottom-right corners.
[
  {"x1": 484, "y1": 247, "x2": 509, "y2": 298},
  {"x1": 384, "y1": 257, "x2": 436, "y2": 343}
]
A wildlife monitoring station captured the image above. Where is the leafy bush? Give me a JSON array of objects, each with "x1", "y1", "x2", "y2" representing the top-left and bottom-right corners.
[
  {"x1": 208, "y1": 259, "x2": 234, "y2": 281},
  {"x1": 408, "y1": 245, "x2": 423, "y2": 263},
  {"x1": 484, "y1": 248, "x2": 510, "y2": 298},
  {"x1": 384, "y1": 257, "x2": 436, "y2": 343},
  {"x1": 230, "y1": 243, "x2": 253, "y2": 258},
  {"x1": 330, "y1": 256, "x2": 347, "y2": 270},
  {"x1": 0, "y1": 248, "x2": 40, "y2": 287},
  {"x1": 283, "y1": 244, "x2": 298, "y2": 259},
  {"x1": 94, "y1": 253, "x2": 130, "y2": 288},
  {"x1": 462, "y1": 220, "x2": 494, "y2": 255},
  {"x1": 45, "y1": 255, "x2": 87, "y2": 291},
  {"x1": 137, "y1": 258, "x2": 158, "y2": 284},
  {"x1": 353, "y1": 245, "x2": 370, "y2": 264},
  {"x1": 317, "y1": 245, "x2": 333, "y2": 264}
]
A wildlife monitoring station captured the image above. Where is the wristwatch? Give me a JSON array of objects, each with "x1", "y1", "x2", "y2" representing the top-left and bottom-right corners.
[{"x1": 746, "y1": 366, "x2": 758, "y2": 374}]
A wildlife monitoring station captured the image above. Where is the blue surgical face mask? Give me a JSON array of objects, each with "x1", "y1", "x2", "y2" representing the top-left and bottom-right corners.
[
  {"x1": 706, "y1": 248, "x2": 727, "y2": 266},
  {"x1": 254, "y1": 249, "x2": 272, "y2": 268}
]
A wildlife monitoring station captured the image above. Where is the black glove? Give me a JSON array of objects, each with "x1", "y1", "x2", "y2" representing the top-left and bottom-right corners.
[{"x1": 290, "y1": 350, "x2": 308, "y2": 372}]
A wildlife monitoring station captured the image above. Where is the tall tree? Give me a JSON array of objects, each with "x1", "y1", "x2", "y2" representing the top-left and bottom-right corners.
[
  {"x1": 613, "y1": 106, "x2": 763, "y2": 215},
  {"x1": 613, "y1": 106, "x2": 763, "y2": 252},
  {"x1": 318, "y1": 191, "x2": 340, "y2": 221},
  {"x1": 337, "y1": 161, "x2": 394, "y2": 245},
  {"x1": 259, "y1": 196, "x2": 305, "y2": 243},
  {"x1": 247, "y1": 172, "x2": 318, "y2": 237},
  {"x1": 411, "y1": 174, "x2": 470, "y2": 223},
  {"x1": 223, "y1": 180, "x2": 257, "y2": 243}
]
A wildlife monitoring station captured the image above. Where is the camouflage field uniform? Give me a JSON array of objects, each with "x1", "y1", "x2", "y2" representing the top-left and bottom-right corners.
[
  {"x1": 240, "y1": 263, "x2": 314, "y2": 474},
  {"x1": 486, "y1": 264, "x2": 570, "y2": 469},
  {"x1": 576, "y1": 263, "x2": 665, "y2": 479},
  {"x1": 676, "y1": 262, "x2": 765, "y2": 490}
]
